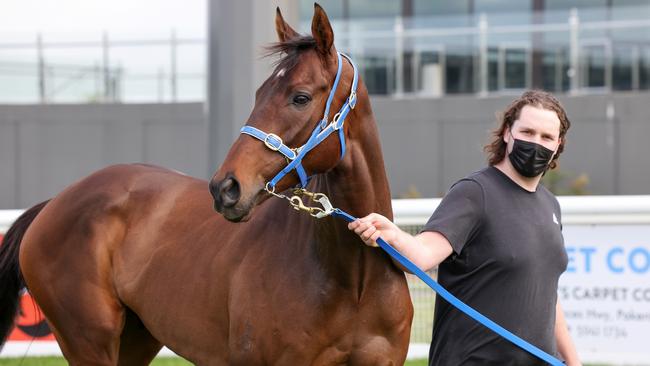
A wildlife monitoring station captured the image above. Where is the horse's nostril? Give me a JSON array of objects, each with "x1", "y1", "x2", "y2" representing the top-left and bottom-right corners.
[
  {"x1": 220, "y1": 177, "x2": 241, "y2": 208},
  {"x1": 209, "y1": 180, "x2": 220, "y2": 199}
]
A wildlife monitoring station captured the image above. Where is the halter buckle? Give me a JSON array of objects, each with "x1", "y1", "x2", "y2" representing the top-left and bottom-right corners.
[
  {"x1": 264, "y1": 182, "x2": 277, "y2": 195},
  {"x1": 348, "y1": 91, "x2": 357, "y2": 109},
  {"x1": 332, "y1": 112, "x2": 343, "y2": 130},
  {"x1": 264, "y1": 133, "x2": 283, "y2": 152}
]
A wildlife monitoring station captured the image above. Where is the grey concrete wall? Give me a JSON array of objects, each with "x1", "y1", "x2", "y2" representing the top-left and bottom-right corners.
[
  {"x1": 0, "y1": 103, "x2": 206, "y2": 208},
  {"x1": 373, "y1": 92, "x2": 650, "y2": 198},
  {"x1": 0, "y1": 92, "x2": 647, "y2": 209}
]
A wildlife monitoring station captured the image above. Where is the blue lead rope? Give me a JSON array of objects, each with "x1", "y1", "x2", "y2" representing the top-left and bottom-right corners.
[{"x1": 330, "y1": 208, "x2": 565, "y2": 366}]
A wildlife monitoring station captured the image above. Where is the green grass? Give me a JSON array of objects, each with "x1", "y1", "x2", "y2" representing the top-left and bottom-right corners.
[
  {"x1": 0, "y1": 357, "x2": 191, "y2": 365},
  {"x1": 149, "y1": 358, "x2": 193, "y2": 366},
  {"x1": 405, "y1": 359, "x2": 428, "y2": 366},
  {"x1": 0, "y1": 357, "x2": 610, "y2": 365},
  {"x1": 0, "y1": 358, "x2": 428, "y2": 365}
]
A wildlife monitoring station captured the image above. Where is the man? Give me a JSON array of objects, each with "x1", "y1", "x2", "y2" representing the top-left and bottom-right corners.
[{"x1": 348, "y1": 90, "x2": 581, "y2": 365}]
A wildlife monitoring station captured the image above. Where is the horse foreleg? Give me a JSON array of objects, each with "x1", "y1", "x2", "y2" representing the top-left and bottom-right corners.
[
  {"x1": 34, "y1": 287, "x2": 125, "y2": 366},
  {"x1": 117, "y1": 309, "x2": 163, "y2": 366},
  {"x1": 20, "y1": 203, "x2": 128, "y2": 365}
]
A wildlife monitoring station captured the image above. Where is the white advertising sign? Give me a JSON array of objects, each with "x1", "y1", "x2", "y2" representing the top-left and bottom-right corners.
[{"x1": 561, "y1": 225, "x2": 650, "y2": 365}]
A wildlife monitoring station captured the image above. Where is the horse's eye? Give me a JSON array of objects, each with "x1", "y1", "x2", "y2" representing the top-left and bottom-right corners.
[{"x1": 293, "y1": 94, "x2": 311, "y2": 105}]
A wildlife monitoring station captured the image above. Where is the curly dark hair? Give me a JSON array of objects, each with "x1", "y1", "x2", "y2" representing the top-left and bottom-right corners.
[{"x1": 484, "y1": 90, "x2": 571, "y2": 170}]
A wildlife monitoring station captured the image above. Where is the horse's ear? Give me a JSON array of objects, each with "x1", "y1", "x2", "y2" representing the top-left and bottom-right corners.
[
  {"x1": 275, "y1": 7, "x2": 299, "y2": 42},
  {"x1": 311, "y1": 3, "x2": 334, "y2": 55}
]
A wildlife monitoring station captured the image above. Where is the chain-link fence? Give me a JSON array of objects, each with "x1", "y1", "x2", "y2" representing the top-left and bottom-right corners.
[{"x1": 399, "y1": 223, "x2": 437, "y2": 344}]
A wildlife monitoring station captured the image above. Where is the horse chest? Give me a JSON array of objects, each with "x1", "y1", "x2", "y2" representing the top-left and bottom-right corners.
[
  {"x1": 227, "y1": 327, "x2": 401, "y2": 366},
  {"x1": 222, "y1": 279, "x2": 408, "y2": 365}
]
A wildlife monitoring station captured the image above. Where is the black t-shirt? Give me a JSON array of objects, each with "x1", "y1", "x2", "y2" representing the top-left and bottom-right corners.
[{"x1": 422, "y1": 166, "x2": 568, "y2": 366}]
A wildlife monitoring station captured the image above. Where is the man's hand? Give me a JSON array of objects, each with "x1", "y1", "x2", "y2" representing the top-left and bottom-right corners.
[{"x1": 347, "y1": 213, "x2": 400, "y2": 247}]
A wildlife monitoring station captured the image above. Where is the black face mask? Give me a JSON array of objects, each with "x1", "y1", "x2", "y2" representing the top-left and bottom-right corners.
[{"x1": 508, "y1": 138, "x2": 555, "y2": 177}]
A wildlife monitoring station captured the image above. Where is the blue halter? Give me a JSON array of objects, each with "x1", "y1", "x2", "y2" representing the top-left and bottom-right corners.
[{"x1": 240, "y1": 52, "x2": 358, "y2": 192}]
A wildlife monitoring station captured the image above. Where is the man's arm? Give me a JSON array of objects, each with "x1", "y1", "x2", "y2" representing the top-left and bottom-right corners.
[
  {"x1": 348, "y1": 213, "x2": 453, "y2": 272},
  {"x1": 390, "y1": 230, "x2": 454, "y2": 271},
  {"x1": 555, "y1": 299, "x2": 582, "y2": 366}
]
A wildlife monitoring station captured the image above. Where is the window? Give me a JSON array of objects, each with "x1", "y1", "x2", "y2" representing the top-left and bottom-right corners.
[
  {"x1": 475, "y1": 0, "x2": 530, "y2": 13},
  {"x1": 503, "y1": 47, "x2": 528, "y2": 89},
  {"x1": 413, "y1": 1, "x2": 472, "y2": 16},
  {"x1": 446, "y1": 47, "x2": 476, "y2": 94},
  {"x1": 361, "y1": 55, "x2": 392, "y2": 94},
  {"x1": 349, "y1": 0, "x2": 399, "y2": 18},
  {"x1": 612, "y1": 45, "x2": 634, "y2": 90},
  {"x1": 299, "y1": 0, "x2": 344, "y2": 20},
  {"x1": 640, "y1": 47, "x2": 650, "y2": 90},
  {"x1": 580, "y1": 43, "x2": 608, "y2": 89}
]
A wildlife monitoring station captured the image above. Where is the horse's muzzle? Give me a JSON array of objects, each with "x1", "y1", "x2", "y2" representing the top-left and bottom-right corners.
[{"x1": 210, "y1": 174, "x2": 243, "y2": 218}]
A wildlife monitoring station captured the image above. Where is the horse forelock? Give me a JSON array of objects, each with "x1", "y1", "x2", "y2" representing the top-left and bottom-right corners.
[{"x1": 264, "y1": 35, "x2": 318, "y2": 74}]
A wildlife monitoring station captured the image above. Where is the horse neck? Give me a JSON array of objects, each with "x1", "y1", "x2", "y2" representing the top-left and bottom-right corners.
[
  {"x1": 322, "y1": 115, "x2": 392, "y2": 218},
  {"x1": 309, "y1": 100, "x2": 394, "y2": 285}
]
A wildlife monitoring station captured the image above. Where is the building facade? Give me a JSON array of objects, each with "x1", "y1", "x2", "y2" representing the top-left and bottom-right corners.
[{"x1": 298, "y1": 0, "x2": 650, "y2": 97}]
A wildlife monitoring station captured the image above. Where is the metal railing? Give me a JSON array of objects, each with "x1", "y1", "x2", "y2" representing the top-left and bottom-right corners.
[{"x1": 0, "y1": 30, "x2": 204, "y2": 103}]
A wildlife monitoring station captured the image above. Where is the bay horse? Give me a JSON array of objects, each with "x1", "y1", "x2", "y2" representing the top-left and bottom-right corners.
[{"x1": 0, "y1": 4, "x2": 412, "y2": 365}]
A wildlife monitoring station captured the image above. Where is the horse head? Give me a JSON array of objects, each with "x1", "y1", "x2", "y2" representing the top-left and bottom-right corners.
[{"x1": 210, "y1": 4, "x2": 359, "y2": 222}]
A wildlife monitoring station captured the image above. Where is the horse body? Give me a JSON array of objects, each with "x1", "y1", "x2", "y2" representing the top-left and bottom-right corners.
[
  {"x1": 19, "y1": 151, "x2": 409, "y2": 365},
  {"x1": 1, "y1": 4, "x2": 412, "y2": 365}
]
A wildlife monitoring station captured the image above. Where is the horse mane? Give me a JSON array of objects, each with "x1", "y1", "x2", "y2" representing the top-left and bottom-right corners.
[{"x1": 264, "y1": 35, "x2": 318, "y2": 72}]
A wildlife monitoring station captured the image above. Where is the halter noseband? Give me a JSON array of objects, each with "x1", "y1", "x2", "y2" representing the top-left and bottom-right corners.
[{"x1": 240, "y1": 52, "x2": 359, "y2": 192}]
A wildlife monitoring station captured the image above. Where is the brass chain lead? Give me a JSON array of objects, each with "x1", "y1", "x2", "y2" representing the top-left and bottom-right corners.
[{"x1": 264, "y1": 186, "x2": 335, "y2": 218}]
